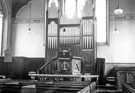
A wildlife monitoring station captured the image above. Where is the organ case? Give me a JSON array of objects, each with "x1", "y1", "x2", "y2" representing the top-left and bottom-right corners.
[{"x1": 45, "y1": 0, "x2": 96, "y2": 74}]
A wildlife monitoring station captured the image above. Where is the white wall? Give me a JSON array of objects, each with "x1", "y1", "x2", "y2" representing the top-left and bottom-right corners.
[
  {"x1": 12, "y1": 0, "x2": 45, "y2": 57},
  {"x1": 97, "y1": 0, "x2": 135, "y2": 63}
]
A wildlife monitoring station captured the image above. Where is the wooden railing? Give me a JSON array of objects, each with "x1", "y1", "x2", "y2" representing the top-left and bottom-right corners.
[{"x1": 37, "y1": 57, "x2": 57, "y2": 74}]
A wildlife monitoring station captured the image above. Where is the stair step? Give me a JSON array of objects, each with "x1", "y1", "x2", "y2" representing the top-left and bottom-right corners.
[
  {"x1": 97, "y1": 85, "x2": 116, "y2": 90},
  {"x1": 107, "y1": 77, "x2": 115, "y2": 80},
  {"x1": 97, "y1": 89, "x2": 117, "y2": 93}
]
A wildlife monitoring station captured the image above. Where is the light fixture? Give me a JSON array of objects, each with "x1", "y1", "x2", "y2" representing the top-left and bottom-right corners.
[
  {"x1": 114, "y1": 14, "x2": 119, "y2": 34},
  {"x1": 0, "y1": 1, "x2": 3, "y2": 17},
  {"x1": 28, "y1": 0, "x2": 32, "y2": 31},
  {"x1": 63, "y1": 28, "x2": 66, "y2": 32},
  {"x1": 114, "y1": 0, "x2": 123, "y2": 15},
  {"x1": 114, "y1": 27, "x2": 119, "y2": 34},
  {"x1": 0, "y1": 11, "x2": 3, "y2": 17}
]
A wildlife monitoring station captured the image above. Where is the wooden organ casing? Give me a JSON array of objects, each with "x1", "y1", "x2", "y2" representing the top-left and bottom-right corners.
[{"x1": 45, "y1": 0, "x2": 96, "y2": 74}]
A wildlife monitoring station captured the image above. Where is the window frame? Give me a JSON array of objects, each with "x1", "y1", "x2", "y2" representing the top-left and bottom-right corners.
[
  {"x1": 96, "y1": 0, "x2": 110, "y2": 46},
  {"x1": 0, "y1": 14, "x2": 3, "y2": 56}
]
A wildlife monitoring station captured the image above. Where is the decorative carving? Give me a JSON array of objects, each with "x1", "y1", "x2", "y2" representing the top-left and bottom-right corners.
[
  {"x1": 117, "y1": 71, "x2": 135, "y2": 90},
  {"x1": 82, "y1": 52, "x2": 94, "y2": 73},
  {"x1": 127, "y1": 72, "x2": 135, "y2": 83},
  {"x1": 110, "y1": 14, "x2": 135, "y2": 21},
  {"x1": 12, "y1": 18, "x2": 44, "y2": 24},
  {"x1": 83, "y1": 0, "x2": 93, "y2": 17},
  {"x1": 48, "y1": 1, "x2": 58, "y2": 18}
]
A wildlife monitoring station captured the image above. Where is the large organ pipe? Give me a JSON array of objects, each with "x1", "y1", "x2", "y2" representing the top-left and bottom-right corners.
[
  {"x1": 86, "y1": 20, "x2": 88, "y2": 35},
  {"x1": 73, "y1": 28, "x2": 75, "y2": 44},
  {"x1": 85, "y1": 20, "x2": 86, "y2": 35},
  {"x1": 62, "y1": 30, "x2": 63, "y2": 44},
  {"x1": 54, "y1": 37, "x2": 55, "y2": 49},
  {"x1": 47, "y1": 21, "x2": 58, "y2": 49},
  {"x1": 84, "y1": 37, "x2": 86, "y2": 49},
  {"x1": 63, "y1": 30, "x2": 65, "y2": 44},
  {"x1": 82, "y1": 19, "x2": 94, "y2": 49},
  {"x1": 75, "y1": 28, "x2": 77, "y2": 44},
  {"x1": 89, "y1": 37, "x2": 91, "y2": 49},
  {"x1": 50, "y1": 37, "x2": 52, "y2": 49},
  {"x1": 89, "y1": 20, "x2": 92, "y2": 35},
  {"x1": 67, "y1": 28, "x2": 69, "y2": 44},
  {"x1": 52, "y1": 24, "x2": 53, "y2": 49},
  {"x1": 48, "y1": 37, "x2": 50, "y2": 49},
  {"x1": 66, "y1": 28, "x2": 68, "y2": 44},
  {"x1": 86, "y1": 37, "x2": 89, "y2": 49}
]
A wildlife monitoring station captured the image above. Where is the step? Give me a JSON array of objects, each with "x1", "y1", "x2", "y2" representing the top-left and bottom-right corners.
[
  {"x1": 96, "y1": 89, "x2": 117, "y2": 93},
  {"x1": 97, "y1": 84, "x2": 116, "y2": 90},
  {"x1": 106, "y1": 77, "x2": 115, "y2": 81}
]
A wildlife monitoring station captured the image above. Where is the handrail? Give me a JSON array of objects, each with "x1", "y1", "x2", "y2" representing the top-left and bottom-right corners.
[{"x1": 38, "y1": 57, "x2": 57, "y2": 71}]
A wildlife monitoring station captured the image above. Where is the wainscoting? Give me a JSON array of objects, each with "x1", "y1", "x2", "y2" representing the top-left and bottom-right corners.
[{"x1": 0, "y1": 57, "x2": 45, "y2": 79}]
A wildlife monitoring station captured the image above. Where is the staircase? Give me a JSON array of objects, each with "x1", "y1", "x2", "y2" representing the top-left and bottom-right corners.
[{"x1": 96, "y1": 77, "x2": 117, "y2": 93}]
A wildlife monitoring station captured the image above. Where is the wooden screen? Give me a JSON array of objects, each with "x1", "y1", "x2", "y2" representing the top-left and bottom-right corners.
[
  {"x1": 45, "y1": 0, "x2": 96, "y2": 74},
  {"x1": 46, "y1": 1, "x2": 59, "y2": 62}
]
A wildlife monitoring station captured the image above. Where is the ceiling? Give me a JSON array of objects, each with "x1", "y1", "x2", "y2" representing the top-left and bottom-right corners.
[{"x1": 12, "y1": 0, "x2": 30, "y2": 18}]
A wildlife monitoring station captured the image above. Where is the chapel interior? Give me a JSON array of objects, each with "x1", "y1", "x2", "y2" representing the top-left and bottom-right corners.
[{"x1": 0, "y1": 0, "x2": 134, "y2": 93}]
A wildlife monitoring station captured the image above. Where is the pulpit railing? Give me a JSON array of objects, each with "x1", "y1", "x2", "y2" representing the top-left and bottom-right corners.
[{"x1": 37, "y1": 57, "x2": 57, "y2": 74}]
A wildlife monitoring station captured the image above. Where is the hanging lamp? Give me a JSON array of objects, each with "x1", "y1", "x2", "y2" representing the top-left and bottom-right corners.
[
  {"x1": 0, "y1": 1, "x2": 3, "y2": 17},
  {"x1": 114, "y1": 0, "x2": 123, "y2": 15},
  {"x1": 0, "y1": 11, "x2": 3, "y2": 17},
  {"x1": 113, "y1": 0, "x2": 120, "y2": 34},
  {"x1": 28, "y1": 0, "x2": 32, "y2": 31}
]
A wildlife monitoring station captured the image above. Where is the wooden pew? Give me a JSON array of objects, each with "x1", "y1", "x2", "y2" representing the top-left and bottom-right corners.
[
  {"x1": 122, "y1": 82, "x2": 135, "y2": 93},
  {"x1": 0, "y1": 79, "x2": 96, "y2": 93}
]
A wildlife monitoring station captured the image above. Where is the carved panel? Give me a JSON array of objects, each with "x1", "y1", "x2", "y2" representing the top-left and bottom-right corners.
[
  {"x1": 127, "y1": 72, "x2": 135, "y2": 83},
  {"x1": 48, "y1": 1, "x2": 58, "y2": 18},
  {"x1": 82, "y1": 52, "x2": 94, "y2": 74},
  {"x1": 117, "y1": 71, "x2": 135, "y2": 90},
  {"x1": 83, "y1": 0, "x2": 93, "y2": 17},
  {"x1": 47, "y1": 51, "x2": 57, "y2": 61}
]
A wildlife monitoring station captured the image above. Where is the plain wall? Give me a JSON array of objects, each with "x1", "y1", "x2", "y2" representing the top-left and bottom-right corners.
[{"x1": 11, "y1": 0, "x2": 45, "y2": 57}]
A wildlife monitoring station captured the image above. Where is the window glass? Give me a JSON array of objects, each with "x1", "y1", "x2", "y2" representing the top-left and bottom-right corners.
[
  {"x1": 96, "y1": 0, "x2": 109, "y2": 44},
  {"x1": 0, "y1": 16, "x2": 3, "y2": 55}
]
